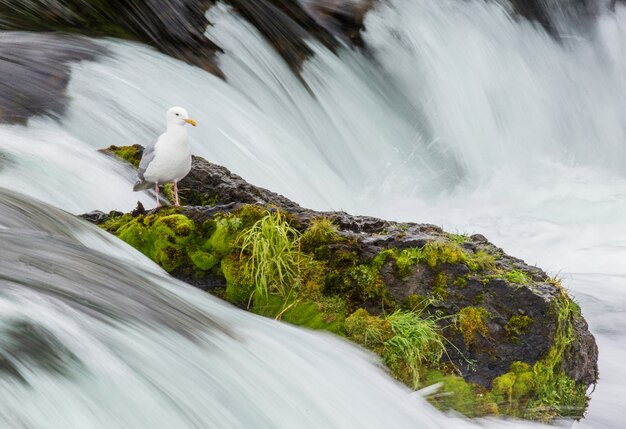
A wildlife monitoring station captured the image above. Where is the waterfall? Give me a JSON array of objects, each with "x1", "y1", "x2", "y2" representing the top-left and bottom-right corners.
[{"x1": 0, "y1": 0, "x2": 625, "y2": 427}]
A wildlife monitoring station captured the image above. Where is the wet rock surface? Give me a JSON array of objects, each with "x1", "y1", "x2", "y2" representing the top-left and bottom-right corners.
[
  {"x1": 0, "y1": 0, "x2": 222, "y2": 75},
  {"x1": 0, "y1": 32, "x2": 103, "y2": 124}
]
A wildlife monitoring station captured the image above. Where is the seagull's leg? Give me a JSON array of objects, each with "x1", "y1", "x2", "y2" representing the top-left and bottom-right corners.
[
  {"x1": 155, "y1": 182, "x2": 161, "y2": 208},
  {"x1": 174, "y1": 181, "x2": 180, "y2": 207}
]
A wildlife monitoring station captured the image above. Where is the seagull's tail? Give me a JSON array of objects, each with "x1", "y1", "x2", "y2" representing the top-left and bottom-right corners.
[{"x1": 133, "y1": 179, "x2": 155, "y2": 192}]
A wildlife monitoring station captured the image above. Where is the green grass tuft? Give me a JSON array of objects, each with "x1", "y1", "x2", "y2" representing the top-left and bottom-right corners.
[
  {"x1": 238, "y1": 211, "x2": 302, "y2": 302},
  {"x1": 346, "y1": 308, "x2": 446, "y2": 389},
  {"x1": 384, "y1": 310, "x2": 446, "y2": 388}
]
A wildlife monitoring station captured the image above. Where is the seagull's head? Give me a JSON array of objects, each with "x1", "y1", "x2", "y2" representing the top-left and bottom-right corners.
[{"x1": 166, "y1": 106, "x2": 197, "y2": 128}]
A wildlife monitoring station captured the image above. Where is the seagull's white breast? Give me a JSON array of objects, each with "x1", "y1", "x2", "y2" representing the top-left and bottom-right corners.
[{"x1": 143, "y1": 127, "x2": 192, "y2": 184}]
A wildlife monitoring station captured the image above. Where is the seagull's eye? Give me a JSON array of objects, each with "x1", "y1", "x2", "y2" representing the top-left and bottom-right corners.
[{"x1": 175, "y1": 113, "x2": 180, "y2": 116}]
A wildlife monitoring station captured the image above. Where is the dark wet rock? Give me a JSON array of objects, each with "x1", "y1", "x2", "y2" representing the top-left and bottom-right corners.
[
  {"x1": 80, "y1": 210, "x2": 115, "y2": 224},
  {"x1": 0, "y1": 0, "x2": 222, "y2": 76},
  {"x1": 509, "y1": 0, "x2": 558, "y2": 36},
  {"x1": 506, "y1": 0, "x2": 601, "y2": 39},
  {"x1": 0, "y1": 320, "x2": 84, "y2": 383},
  {"x1": 223, "y1": 0, "x2": 339, "y2": 73},
  {"x1": 0, "y1": 0, "x2": 340, "y2": 75},
  {"x1": 180, "y1": 155, "x2": 303, "y2": 209},
  {"x1": 0, "y1": 32, "x2": 103, "y2": 124},
  {"x1": 299, "y1": 0, "x2": 376, "y2": 46},
  {"x1": 101, "y1": 144, "x2": 301, "y2": 209},
  {"x1": 0, "y1": 0, "x2": 612, "y2": 87},
  {"x1": 563, "y1": 316, "x2": 599, "y2": 386}
]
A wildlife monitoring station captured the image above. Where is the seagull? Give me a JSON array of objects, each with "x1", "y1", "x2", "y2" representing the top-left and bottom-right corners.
[{"x1": 133, "y1": 106, "x2": 197, "y2": 207}]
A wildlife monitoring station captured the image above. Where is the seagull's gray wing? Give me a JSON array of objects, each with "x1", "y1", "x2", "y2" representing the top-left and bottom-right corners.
[{"x1": 133, "y1": 138, "x2": 157, "y2": 191}]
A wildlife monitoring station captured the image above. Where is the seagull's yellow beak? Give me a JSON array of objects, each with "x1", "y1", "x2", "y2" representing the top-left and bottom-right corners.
[{"x1": 184, "y1": 118, "x2": 198, "y2": 127}]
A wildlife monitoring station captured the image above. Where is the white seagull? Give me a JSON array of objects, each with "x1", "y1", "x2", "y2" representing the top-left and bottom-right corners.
[{"x1": 133, "y1": 106, "x2": 197, "y2": 207}]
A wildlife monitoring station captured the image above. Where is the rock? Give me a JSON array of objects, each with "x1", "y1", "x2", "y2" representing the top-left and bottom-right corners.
[
  {"x1": 299, "y1": 0, "x2": 377, "y2": 46},
  {"x1": 0, "y1": 0, "x2": 340, "y2": 76},
  {"x1": 1, "y1": 0, "x2": 613, "y2": 87},
  {"x1": 101, "y1": 144, "x2": 301, "y2": 208},
  {"x1": 223, "y1": 0, "x2": 339, "y2": 74},
  {"x1": 0, "y1": 32, "x2": 103, "y2": 124},
  {"x1": 89, "y1": 145, "x2": 599, "y2": 422},
  {"x1": 610, "y1": 0, "x2": 626, "y2": 11},
  {"x1": 0, "y1": 0, "x2": 222, "y2": 76}
]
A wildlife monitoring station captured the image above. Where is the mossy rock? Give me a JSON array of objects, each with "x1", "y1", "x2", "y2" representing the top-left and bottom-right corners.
[{"x1": 87, "y1": 149, "x2": 598, "y2": 422}]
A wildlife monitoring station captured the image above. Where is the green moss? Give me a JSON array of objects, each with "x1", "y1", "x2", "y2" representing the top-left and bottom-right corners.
[
  {"x1": 393, "y1": 247, "x2": 424, "y2": 278},
  {"x1": 371, "y1": 249, "x2": 395, "y2": 271},
  {"x1": 188, "y1": 250, "x2": 220, "y2": 271},
  {"x1": 569, "y1": 297, "x2": 582, "y2": 318},
  {"x1": 453, "y1": 276, "x2": 468, "y2": 288},
  {"x1": 95, "y1": 204, "x2": 590, "y2": 422},
  {"x1": 300, "y1": 216, "x2": 339, "y2": 251},
  {"x1": 329, "y1": 249, "x2": 360, "y2": 267},
  {"x1": 457, "y1": 306, "x2": 490, "y2": 347},
  {"x1": 505, "y1": 270, "x2": 531, "y2": 284},
  {"x1": 432, "y1": 272, "x2": 449, "y2": 300},
  {"x1": 298, "y1": 256, "x2": 327, "y2": 298},
  {"x1": 345, "y1": 308, "x2": 393, "y2": 353},
  {"x1": 492, "y1": 361, "x2": 534, "y2": 415},
  {"x1": 504, "y1": 315, "x2": 533, "y2": 341},
  {"x1": 325, "y1": 247, "x2": 390, "y2": 306},
  {"x1": 489, "y1": 289, "x2": 588, "y2": 421},
  {"x1": 99, "y1": 212, "x2": 135, "y2": 232},
  {"x1": 105, "y1": 144, "x2": 142, "y2": 168},
  {"x1": 448, "y1": 233, "x2": 469, "y2": 244},
  {"x1": 347, "y1": 264, "x2": 386, "y2": 300},
  {"x1": 211, "y1": 215, "x2": 242, "y2": 256},
  {"x1": 467, "y1": 250, "x2": 497, "y2": 272},
  {"x1": 526, "y1": 373, "x2": 587, "y2": 421},
  {"x1": 422, "y1": 240, "x2": 467, "y2": 269},
  {"x1": 424, "y1": 370, "x2": 498, "y2": 417},
  {"x1": 116, "y1": 213, "x2": 196, "y2": 272},
  {"x1": 526, "y1": 290, "x2": 588, "y2": 420},
  {"x1": 415, "y1": 240, "x2": 495, "y2": 273},
  {"x1": 100, "y1": 209, "x2": 246, "y2": 280},
  {"x1": 404, "y1": 294, "x2": 432, "y2": 311},
  {"x1": 472, "y1": 291, "x2": 485, "y2": 305},
  {"x1": 233, "y1": 205, "x2": 268, "y2": 229},
  {"x1": 254, "y1": 295, "x2": 347, "y2": 334},
  {"x1": 163, "y1": 183, "x2": 175, "y2": 204},
  {"x1": 222, "y1": 254, "x2": 254, "y2": 305}
]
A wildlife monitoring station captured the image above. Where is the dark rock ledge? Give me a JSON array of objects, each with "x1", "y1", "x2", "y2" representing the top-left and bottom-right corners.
[{"x1": 83, "y1": 145, "x2": 598, "y2": 422}]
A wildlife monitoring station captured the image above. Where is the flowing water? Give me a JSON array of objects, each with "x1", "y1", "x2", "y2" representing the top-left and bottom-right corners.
[{"x1": 0, "y1": 0, "x2": 625, "y2": 427}]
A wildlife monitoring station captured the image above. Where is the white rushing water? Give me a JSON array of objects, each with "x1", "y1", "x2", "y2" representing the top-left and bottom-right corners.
[{"x1": 0, "y1": 0, "x2": 625, "y2": 427}]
